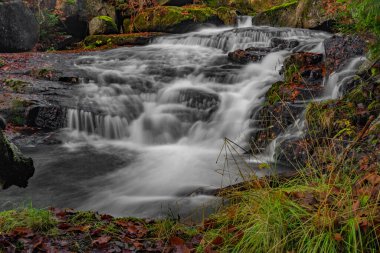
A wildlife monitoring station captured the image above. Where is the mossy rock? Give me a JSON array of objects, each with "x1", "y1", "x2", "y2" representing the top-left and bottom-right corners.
[
  {"x1": 3, "y1": 79, "x2": 28, "y2": 93},
  {"x1": 89, "y1": 16, "x2": 118, "y2": 35},
  {"x1": 83, "y1": 33, "x2": 166, "y2": 48},
  {"x1": 124, "y1": 6, "x2": 237, "y2": 33}
]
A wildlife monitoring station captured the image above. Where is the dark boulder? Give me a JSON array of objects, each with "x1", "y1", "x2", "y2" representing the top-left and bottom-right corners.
[
  {"x1": 26, "y1": 105, "x2": 65, "y2": 130},
  {"x1": 0, "y1": 130, "x2": 35, "y2": 189},
  {"x1": 0, "y1": 1, "x2": 39, "y2": 52},
  {"x1": 324, "y1": 35, "x2": 367, "y2": 74}
]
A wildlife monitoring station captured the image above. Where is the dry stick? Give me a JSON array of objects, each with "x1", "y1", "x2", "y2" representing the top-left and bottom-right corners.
[{"x1": 335, "y1": 115, "x2": 375, "y2": 170}]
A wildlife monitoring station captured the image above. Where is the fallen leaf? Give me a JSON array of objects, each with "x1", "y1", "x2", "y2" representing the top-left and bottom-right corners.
[
  {"x1": 170, "y1": 236, "x2": 185, "y2": 246},
  {"x1": 211, "y1": 236, "x2": 223, "y2": 246},
  {"x1": 67, "y1": 225, "x2": 90, "y2": 232},
  {"x1": 333, "y1": 233, "x2": 343, "y2": 241},
  {"x1": 92, "y1": 235, "x2": 111, "y2": 248}
]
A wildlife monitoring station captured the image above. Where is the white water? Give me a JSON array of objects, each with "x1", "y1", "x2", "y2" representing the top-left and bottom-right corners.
[{"x1": 64, "y1": 25, "x2": 332, "y2": 217}]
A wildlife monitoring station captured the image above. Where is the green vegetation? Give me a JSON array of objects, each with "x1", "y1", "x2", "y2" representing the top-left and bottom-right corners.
[
  {"x1": 37, "y1": 11, "x2": 60, "y2": 43},
  {"x1": 0, "y1": 207, "x2": 57, "y2": 234},
  {"x1": 338, "y1": 0, "x2": 380, "y2": 59},
  {"x1": 263, "y1": 0, "x2": 298, "y2": 13},
  {"x1": 65, "y1": 0, "x2": 76, "y2": 5},
  {"x1": 9, "y1": 99, "x2": 29, "y2": 126},
  {"x1": 0, "y1": 58, "x2": 5, "y2": 68}
]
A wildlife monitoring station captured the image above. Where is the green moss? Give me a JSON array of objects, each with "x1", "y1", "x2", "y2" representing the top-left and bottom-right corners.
[
  {"x1": 3, "y1": 79, "x2": 28, "y2": 93},
  {"x1": 0, "y1": 207, "x2": 58, "y2": 234},
  {"x1": 84, "y1": 33, "x2": 164, "y2": 48},
  {"x1": 9, "y1": 99, "x2": 30, "y2": 126},
  {"x1": 266, "y1": 81, "x2": 285, "y2": 105},
  {"x1": 216, "y1": 7, "x2": 237, "y2": 25},
  {"x1": 128, "y1": 6, "x2": 233, "y2": 33},
  {"x1": 95, "y1": 15, "x2": 118, "y2": 33},
  {"x1": 263, "y1": 0, "x2": 298, "y2": 13}
]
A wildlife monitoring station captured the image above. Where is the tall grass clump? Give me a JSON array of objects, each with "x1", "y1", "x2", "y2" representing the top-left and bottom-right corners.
[
  {"x1": 0, "y1": 206, "x2": 57, "y2": 234},
  {"x1": 338, "y1": 0, "x2": 380, "y2": 59}
]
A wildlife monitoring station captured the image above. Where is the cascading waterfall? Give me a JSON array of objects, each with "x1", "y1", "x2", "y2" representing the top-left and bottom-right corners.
[
  {"x1": 6, "y1": 23, "x2": 359, "y2": 218},
  {"x1": 61, "y1": 25, "x2": 333, "y2": 217}
]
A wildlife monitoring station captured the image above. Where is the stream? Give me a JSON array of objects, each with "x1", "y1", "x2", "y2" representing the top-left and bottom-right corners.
[{"x1": 1, "y1": 18, "x2": 348, "y2": 218}]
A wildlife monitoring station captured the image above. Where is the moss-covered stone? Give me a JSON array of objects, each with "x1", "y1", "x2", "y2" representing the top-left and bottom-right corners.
[
  {"x1": 89, "y1": 15, "x2": 118, "y2": 35},
  {"x1": 0, "y1": 130, "x2": 35, "y2": 189},
  {"x1": 124, "y1": 6, "x2": 236, "y2": 33},
  {"x1": 83, "y1": 33, "x2": 166, "y2": 48},
  {"x1": 3, "y1": 79, "x2": 28, "y2": 93}
]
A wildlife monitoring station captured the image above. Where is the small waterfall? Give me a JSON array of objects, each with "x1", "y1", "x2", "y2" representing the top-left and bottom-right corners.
[
  {"x1": 67, "y1": 109, "x2": 129, "y2": 139},
  {"x1": 153, "y1": 26, "x2": 330, "y2": 52},
  {"x1": 264, "y1": 57, "x2": 366, "y2": 162},
  {"x1": 237, "y1": 16, "x2": 252, "y2": 28}
]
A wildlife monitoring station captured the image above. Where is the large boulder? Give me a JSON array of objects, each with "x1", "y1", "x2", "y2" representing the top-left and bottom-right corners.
[
  {"x1": 0, "y1": 130, "x2": 35, "y2": 189},
  {"x1": 89, "y1": 15, "x2": 118, "y2": 35},
  {"x1": 0, "y1": 0, "x2": 39, "y2": 52},
  {"x1": 25, "y1": 105, "x2": 65, "y2": 130},
  {"x1": 252, "y1": 0, "x2": 345, "y2": 31},
  {"x1": 123, "y1": 6, "x2": 237, "y2": 33}
]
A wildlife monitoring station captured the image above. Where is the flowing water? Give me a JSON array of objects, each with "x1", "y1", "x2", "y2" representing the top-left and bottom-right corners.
[{"x1": 1, "y1": 21, "x2": 340, "y2": 218}]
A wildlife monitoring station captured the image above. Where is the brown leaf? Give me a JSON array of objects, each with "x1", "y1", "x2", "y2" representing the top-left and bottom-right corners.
[
  {"x1": 57, "y1": 223, "x2": 71, "y2": 230},
  {"x1": 67, "y1": 225, "x2": 90, "y2": 232},
  {"x1": 352, "y1": 200, "x2": 360, "y2": 212},
  {"x1": 170, "y1": 236, "x2": 185, "y2": 246},
  {"x1": 11, "y1": 227, "x2": 34, "y2": 237},
  {"x1": 333, "y1": 233, "x2": 343, "y2": 241},
  {"x1": 92, "y1": 235, "x2": 111, "y2": 248},
  {"x1": 211, "y1": 236, "x2": 223, "y2": 246}
]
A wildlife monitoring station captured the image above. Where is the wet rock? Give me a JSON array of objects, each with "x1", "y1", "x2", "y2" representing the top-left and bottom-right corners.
[
  {"x1": 275, "y1": 137, "x2": 310, "y2": 167},
  {"x1": 0, "y1": 0, "x2": 39, "y2": 52},
  {"x1": 250, "y1": 102, "x2": 305, "y2": 152},
  {"x1": 26, "y1": 105, "x2": 65, "y2": 130},
  {"x1": 0, "y1": 116, "x2": 6, "y2": 130},
  {"x1": 228, "y1": 39, "x2": 299, "y2": 64},
  {"x1": 228, "y1": 49, "x2": 265, "y2": 64},
  {"x1": 324, "y1": 35, "x2": 367, "y2": 73},
  {"x1": 0, "y1": 130, "x2": 35, "y2": 189},
  {"x1": 270, "y1": 38, "x2": 300, "y2": 50},
  {"x1": 250, "y1": 52, "x2": 326, "y2": 153},
  {"x1": 89, "y1": 16, "x2": 118, "y2": 35}
]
